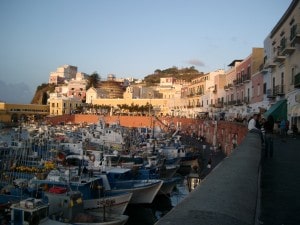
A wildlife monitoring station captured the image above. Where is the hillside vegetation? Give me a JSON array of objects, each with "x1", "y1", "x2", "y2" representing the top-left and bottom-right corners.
[{"x1": 144, "y1": 66, "x2": 204, "y2": 85}]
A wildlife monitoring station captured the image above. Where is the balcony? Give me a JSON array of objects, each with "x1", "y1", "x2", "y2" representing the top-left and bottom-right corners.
[
  {"x1": 273, "y1": 52, "x2": 286, "y2": 63},
  {"x1": 233, "y1": 79, "x2": 243, "y2": 87},
  {"x1": 281, "y1": 43, "x2": 296, "y2": 55},
  {"x1": 234, "y1": 100, "x2": 243, "y2": 106},
  {"x1": 274, "y1": 85, "x2": 285, "y2": 96},
  {"x1": 214, "y1": 102, "x2": 223, "y2": 108},
  {"x1": 266, "y1": 89, "x2": 275, "y2": 98},
  {"x1": 227, "y1": 101, "x2": 236, "y2": 106},
  {"x1": 242, "y1": 74, "x2": 251, "y2": 83},
  {"x1": 195, "y1": 91, "x2": 204, "y2": 96},
  {"x1": 295, "y1": 73, "x2": 300, "y2": 88},
  {"x1": 264, "y1": 61, "x2": 276, "y2": 69}
]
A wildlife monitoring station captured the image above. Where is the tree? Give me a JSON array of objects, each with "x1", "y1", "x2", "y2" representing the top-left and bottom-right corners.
[
  {"x1": 87, "y1": 72, "x2": 101, "y2": 89},
  {"x1": 41, "y1": 92, "x2": 48, "y2": 105}
]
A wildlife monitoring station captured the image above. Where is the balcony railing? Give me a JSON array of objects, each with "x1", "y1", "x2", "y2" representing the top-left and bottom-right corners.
[
  {"x1": 273, "y1": 51, "x2": 286, "y2": 63},
  {"x1": 295, "y1": 73, "x2": 300, "y2": 88},
  {"x1": 280, "y1": 42, "x2": 296, "y2": 55},
  {"x1": 234, "y1": 100, "x2": 243, "y2": 106},
  {"x1": 227, "y1": 101, "x2": 237, "y2": 106},
  {"x1": 195, "y1": 91, "x2": 204, "y2": 96},
  {"x1": 242, "y1": 74, "x2": 251, "y2": 83},
  {"x1": 266, "y1": 89, "x2": 275, "y2": 98},
  {"x1": 233, "y1": 79, "x2": 243, "y2": 87},
  {"x1": 214, "y1": 102, "x2": 223, "y2": 108},
  {"x1": 264, "y1": 61, "x2": 276, "y2": 69},
  {"x1": 224, "y1": 83, "x2": 234, "y2": 91},
  {"x1": 274, "y1": 85, "x2": 285, "y2": 96}
]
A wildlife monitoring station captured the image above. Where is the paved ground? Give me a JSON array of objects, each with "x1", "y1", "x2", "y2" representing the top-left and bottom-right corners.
[{"x1": 259, "y1": 134, "x2": 300, "y2": 225}]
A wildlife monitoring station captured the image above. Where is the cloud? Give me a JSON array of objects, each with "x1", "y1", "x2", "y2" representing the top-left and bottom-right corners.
[
  {"x1": 186, "y1": 59, "x2": 205, "y2": 67},
  {"x1": 0, "y1": 80, "x2": 33, "y2": 104}
]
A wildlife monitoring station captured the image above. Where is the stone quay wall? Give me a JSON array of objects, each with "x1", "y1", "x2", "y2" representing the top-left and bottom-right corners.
[{"x1": 155, "y1": 132, "x2": 262, "y2": 225}]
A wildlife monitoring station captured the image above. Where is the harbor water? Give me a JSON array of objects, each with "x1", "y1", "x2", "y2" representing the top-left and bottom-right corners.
[{"x1": 124, "y1": 177, "x2": 189, "y2": 225}]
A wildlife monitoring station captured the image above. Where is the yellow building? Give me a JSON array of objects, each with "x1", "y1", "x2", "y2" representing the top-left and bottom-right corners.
[
  {"x1": 48, "y1": 93, "x2": 83, "y2": 116},
  {"x1": 0, "y1": 102, "x2": 49, "y2": 123}
]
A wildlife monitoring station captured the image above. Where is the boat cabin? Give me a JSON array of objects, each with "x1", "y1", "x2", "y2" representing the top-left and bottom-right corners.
[{"x1": 10, "y1": 198, "x2": 49, "y2": 225}]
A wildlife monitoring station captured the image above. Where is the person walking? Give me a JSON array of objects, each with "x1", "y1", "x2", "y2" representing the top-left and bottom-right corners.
[
  {"x1": 264, "y1": 115, "x2": 274, "y2": 158},
  {"x1": 280, "y1": 118, "x2": 287, "y2": 142}
]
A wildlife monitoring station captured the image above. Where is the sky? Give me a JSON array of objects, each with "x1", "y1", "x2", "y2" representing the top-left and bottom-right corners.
[{"x1": 0, "y1": 0, "x2": 293, "y2": 104}]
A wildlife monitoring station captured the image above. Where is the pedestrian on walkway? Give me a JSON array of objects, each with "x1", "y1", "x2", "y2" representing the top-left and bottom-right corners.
[
  {"x1": 280, "y1": 118, "x2": 287, "y2": 142},
  {"x1": 264, "y1": 115, "x2": 274, "y2": 158},
  {"x1": 285, "y1": 119, "x2": 290, "y2": 136},
  {"x1": 248, "y1": 113, "x2": 259, "y2": 131},
  {"x1": 248, "y1": 113, "x2": 264, "y2": 144}
]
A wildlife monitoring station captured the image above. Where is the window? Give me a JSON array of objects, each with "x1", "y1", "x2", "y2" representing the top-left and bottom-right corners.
[
  {"x1": 257, "y1": 84, "x2": 260, "y2": 96},
  {"x1": 263, "y1": 83, "x2": 267, "y2": 94},
  {"x1": 290, "y1": 24, "x2": 297, "y2": 41}
]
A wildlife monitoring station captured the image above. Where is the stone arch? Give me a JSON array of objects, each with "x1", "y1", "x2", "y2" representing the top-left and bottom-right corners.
[{"x1": 11, "y1": 114, "x2": 18, "y2": 123}]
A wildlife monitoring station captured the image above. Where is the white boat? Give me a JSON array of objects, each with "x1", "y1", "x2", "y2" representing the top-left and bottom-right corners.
[
  {"x1": 10, "y1": 193, "x2": 129, "y2": 225},
  {"x1": 97, "y1": 168, "x2": 163, "y2": 204}
]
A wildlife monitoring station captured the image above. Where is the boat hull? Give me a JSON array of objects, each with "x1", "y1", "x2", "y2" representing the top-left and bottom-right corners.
[
  {"x1": 83, "y1": 192, "x2": 132, "y2": 215},
  {"x1": 111, "y1": 179, "x2": 163, "y2": 204}
]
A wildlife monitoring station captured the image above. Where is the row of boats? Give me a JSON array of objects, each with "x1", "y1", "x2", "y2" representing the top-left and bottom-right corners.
[{"x1": 0, "y1": 119, "x2": 203, "y2": 225}]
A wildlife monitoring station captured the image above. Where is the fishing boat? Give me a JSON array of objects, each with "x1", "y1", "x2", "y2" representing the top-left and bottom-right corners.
[
  {"x1": 29, "y1": 169, "x2": 132, "y2": 216},
  {"x1": 10, "y1": 191, "x2": 129, "y2": 225},
  {"x1": 97, "y1": 168, "x2": 163, "y2": 204}
]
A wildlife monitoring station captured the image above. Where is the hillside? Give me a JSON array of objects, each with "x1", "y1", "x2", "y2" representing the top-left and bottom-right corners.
[{"x1": 31, "y1": 83, "x2": 55, "y2": 105}]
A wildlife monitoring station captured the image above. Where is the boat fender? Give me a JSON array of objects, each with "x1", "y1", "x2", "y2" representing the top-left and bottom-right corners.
[{"x1": 89, "y1": 154, "x2": 95, "y2": 162}]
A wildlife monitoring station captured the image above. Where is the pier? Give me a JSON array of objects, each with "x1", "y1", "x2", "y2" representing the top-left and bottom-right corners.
[{"x1": 156, "y1": 133, "x2": 300, "y2": 225}]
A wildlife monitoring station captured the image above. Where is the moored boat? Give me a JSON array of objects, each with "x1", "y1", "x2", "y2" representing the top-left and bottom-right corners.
[
  {"x1": 97, "y1": 168, "x2": 163, "y2": 204},
  {"x1": 10, "y1": 192, "x2": 129, "y2": 225}
]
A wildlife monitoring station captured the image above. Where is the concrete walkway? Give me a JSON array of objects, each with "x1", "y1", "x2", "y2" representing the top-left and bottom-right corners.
[{"x1": 259, "y1": 135, "x2": 300, "y2": 225}]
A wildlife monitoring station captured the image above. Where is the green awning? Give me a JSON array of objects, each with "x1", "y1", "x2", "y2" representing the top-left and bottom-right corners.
[{"x1": 264, "y1": 99, "x2": 287, "y2": 121}]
